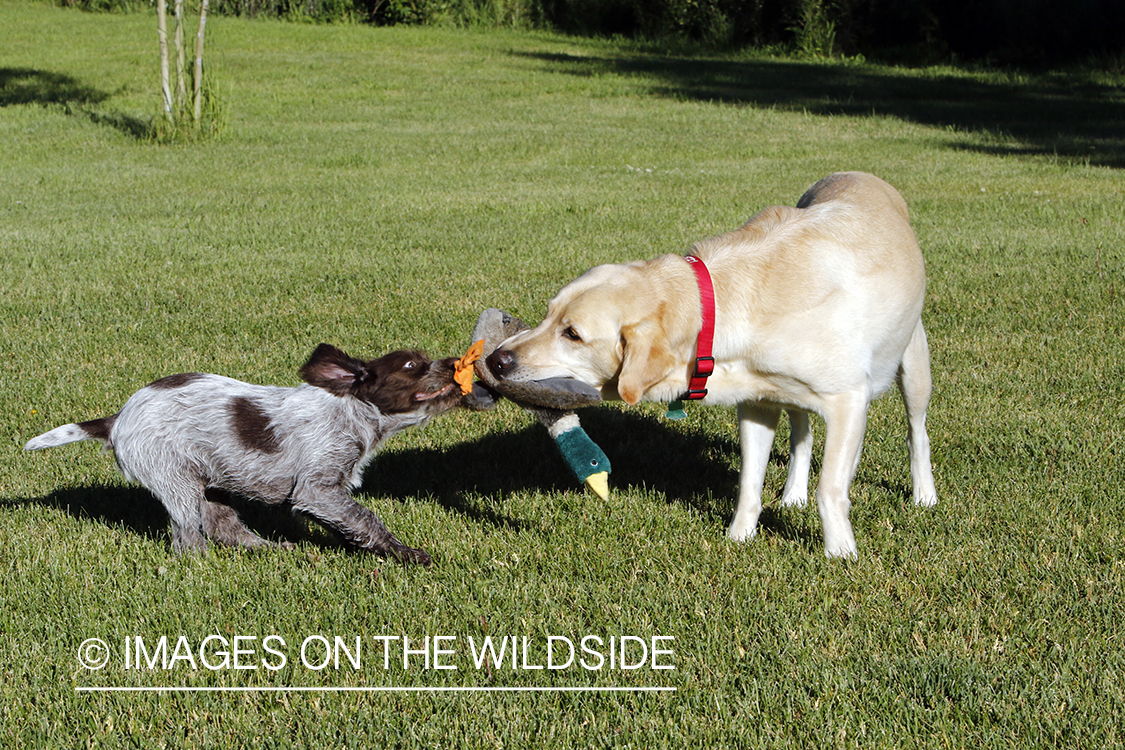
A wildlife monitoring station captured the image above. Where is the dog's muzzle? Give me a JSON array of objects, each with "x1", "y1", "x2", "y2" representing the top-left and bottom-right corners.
[
  {"x1": 483, "y1": 349, "x2": 601, "y2": 409},
  {"x1": 486, "y1": 348, "x2": 517, "y2": 379}
]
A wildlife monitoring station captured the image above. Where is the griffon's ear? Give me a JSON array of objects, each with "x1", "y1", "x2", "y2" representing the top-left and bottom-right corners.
[
  {"x1": 300, "y1": 343, "x2": 368, "y2": 396},
  {"x1": 616, "y1": 320, "x2": 675, "y2": 406}
]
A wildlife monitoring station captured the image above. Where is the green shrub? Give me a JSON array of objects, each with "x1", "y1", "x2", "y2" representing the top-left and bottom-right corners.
[
  {"x1": 790, "y1": 0, "x2": 836, "y2": 58},
  {"x1": 52, "y1": 0, "x2": 1125, "y2": 63},
  {"x1": 147, "y1": 63, "x2": 226, "y2": 142},
  {"x1": 207, "y1": 0, "x2": 358, "y2": 22},
  {"x1": 362, "y1": 0, "x2": 441, "y2": 25},
  {"x1": 58, "y1": 0, "x2": 146, "y2": 11}
]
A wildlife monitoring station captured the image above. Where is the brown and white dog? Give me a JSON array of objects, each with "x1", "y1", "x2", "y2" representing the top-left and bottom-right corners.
[
  {"x1": 487, "y1": 172, "x2": 937, "y2": 558},
  {"x1": 24, "y1": 344, "x2": 462, "y2": 565}
]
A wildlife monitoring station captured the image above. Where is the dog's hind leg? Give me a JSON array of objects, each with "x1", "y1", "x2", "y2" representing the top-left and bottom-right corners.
[
  {"x1": 780, "y1": 409, "x2": 812, "y2": 508},
  {"x1": 898, "y1": 320, "x2": 937, "y2": 507},
  {"x1": 200, "y1": 494, "x2": 274, "y2": 549},
  {"x1": 292, "y1": 486, "x2": 432, "y2": 566},
  {"x1": 728, "y1": 402, "x2": 780, "y2": 542},
  {"x1": 817, "y1": 391, "x2": 868, "y2": 559},
  {"x1": 143, "y1": 474, "x2": 209, "y2": 553},
  {"x1": 113, "y1": 439, "x2": 209, "y2": 552}
]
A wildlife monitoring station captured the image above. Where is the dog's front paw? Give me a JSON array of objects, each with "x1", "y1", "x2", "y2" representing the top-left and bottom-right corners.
[
  {"x1": 822, "y1": 527, "x2": 858, "y2": 559},
  {"x1": 780, "y1": 493, "x2": 808, "y2": 508},
  {"x1": 726, "y1": 520, "x2": 758, "y2": 543},
  {"x1": 913, "y1": 481, "x2": 938, "y2": 507},
  {"x1": 393, "y1": 546, "x2": 433, "y2": 567}
]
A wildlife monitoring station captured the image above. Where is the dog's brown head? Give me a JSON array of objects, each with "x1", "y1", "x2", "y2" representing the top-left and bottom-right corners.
[{"x1": 300, "y1": 344, "x2": 461, "y2": 414}]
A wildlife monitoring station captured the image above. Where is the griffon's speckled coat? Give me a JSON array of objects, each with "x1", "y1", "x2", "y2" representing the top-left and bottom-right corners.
[{"x1": 25, "y1": 344, "x2": 462, "y2": 565}]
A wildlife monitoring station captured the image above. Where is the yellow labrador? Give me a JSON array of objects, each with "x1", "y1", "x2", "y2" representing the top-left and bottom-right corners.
[{"x1": 487, "y1": 172, "x2": 936, "y2": 558}]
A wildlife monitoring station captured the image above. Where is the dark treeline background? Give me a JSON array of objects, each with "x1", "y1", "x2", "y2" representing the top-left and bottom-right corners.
[{"x1": 64, "y1": 0, "x2": 1125, "y2": 66}]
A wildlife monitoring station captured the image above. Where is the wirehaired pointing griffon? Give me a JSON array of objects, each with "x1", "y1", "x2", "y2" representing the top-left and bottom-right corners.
[
  {"x1": 487, "y1": 172, "x2": 938, "y2": 558},
  {"x1": 25, "y1": 344, "x2": 463, "y2": 565}
]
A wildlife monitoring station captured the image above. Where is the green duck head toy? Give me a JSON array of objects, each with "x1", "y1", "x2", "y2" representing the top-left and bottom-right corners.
[{"x1": 463, "y1": 308, "x2": 611, "y2": 500}]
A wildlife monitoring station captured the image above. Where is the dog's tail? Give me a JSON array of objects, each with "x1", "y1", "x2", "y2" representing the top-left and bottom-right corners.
[{"x1": 24, "y1": 416, "x2": 116, "y2": 451}]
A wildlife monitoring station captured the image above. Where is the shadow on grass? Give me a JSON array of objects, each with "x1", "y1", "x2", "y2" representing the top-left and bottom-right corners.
[
  {"x1": 366, "y1": 407, "x2": 818, "y2": 547},
  {"x1": 0, "y1": 484, "x2": 171, "y2": 544},
  {"x1": 0, "y1": 67, "x2": 149, "y2": 139},
  {"x1": 5, "y1": 409, "x2": 842, "y2": 551},
  {"x1": 0, "y1": 484, "x2": 343, "y2": 552},
  {"x1": 517, "y1": 52, "x2": 1125, "y2": 168}
]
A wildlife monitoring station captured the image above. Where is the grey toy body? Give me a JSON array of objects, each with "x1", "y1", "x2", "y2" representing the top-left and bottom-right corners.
[{"x1": 465, "y1": 308, "x2": 611, "y2": 498}]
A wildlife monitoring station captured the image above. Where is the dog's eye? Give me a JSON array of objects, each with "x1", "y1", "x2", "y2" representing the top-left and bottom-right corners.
[
  {"x1": 402, "y1": 360, "x2": 417, "y2": 371},
  {"x1": 562, "y1": 326, "x2": 582, "y2": 343}
]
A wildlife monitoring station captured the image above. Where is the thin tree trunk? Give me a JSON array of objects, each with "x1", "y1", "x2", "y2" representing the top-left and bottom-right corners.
[
  {"x1": 193, "y1": 0, "x2": 210, "y2": 126},
  {"x1": 157, "y1": 0, "x2": 173, "y2": 122},
  {"x1": 174, "y1": 0, "x2": 187, "y2": 115}
]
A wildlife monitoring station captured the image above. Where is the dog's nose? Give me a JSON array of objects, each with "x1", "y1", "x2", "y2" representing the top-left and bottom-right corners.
[{"x1": 487, "y1": 349, "x2": 516, "y2": 378}]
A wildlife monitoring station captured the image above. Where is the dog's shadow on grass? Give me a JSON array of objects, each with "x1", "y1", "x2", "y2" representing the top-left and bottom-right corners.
[
  {"x1": 0, "y1": 484, "x2": 172, "y2": 545},
  {"x1": 5, "y1": 408, "x2": 816, "y2": 550},
  {"x1": 2, "y1": 484, "x2": 346, "y2": 552},
  {"x1": 366, "y1": 407, "x2": 816, "y2": 547}
]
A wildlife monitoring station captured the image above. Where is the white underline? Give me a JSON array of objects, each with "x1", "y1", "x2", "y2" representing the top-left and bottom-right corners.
[{"x1": 77, "y1": 686, "x2": 676, "y2": 693}]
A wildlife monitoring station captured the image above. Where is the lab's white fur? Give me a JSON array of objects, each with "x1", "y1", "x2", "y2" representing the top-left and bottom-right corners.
[{"x1": 488, "y1": 172, "x2": 937, "y2": 557}]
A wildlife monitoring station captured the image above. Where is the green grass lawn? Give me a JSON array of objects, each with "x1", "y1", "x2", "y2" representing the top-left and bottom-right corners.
[{"x1": 2, "y1": 0, "x2": 1124, "y2": 746}]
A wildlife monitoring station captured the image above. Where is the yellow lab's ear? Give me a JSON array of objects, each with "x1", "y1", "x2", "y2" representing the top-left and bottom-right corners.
[{"x1": 617, "y1": 320, "x2": 674, "y2": 405}]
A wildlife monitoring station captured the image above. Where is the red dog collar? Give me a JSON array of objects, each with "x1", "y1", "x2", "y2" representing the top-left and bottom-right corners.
[{"x1": 681, "y1": 255, "x2": 715, "y2": 400}]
